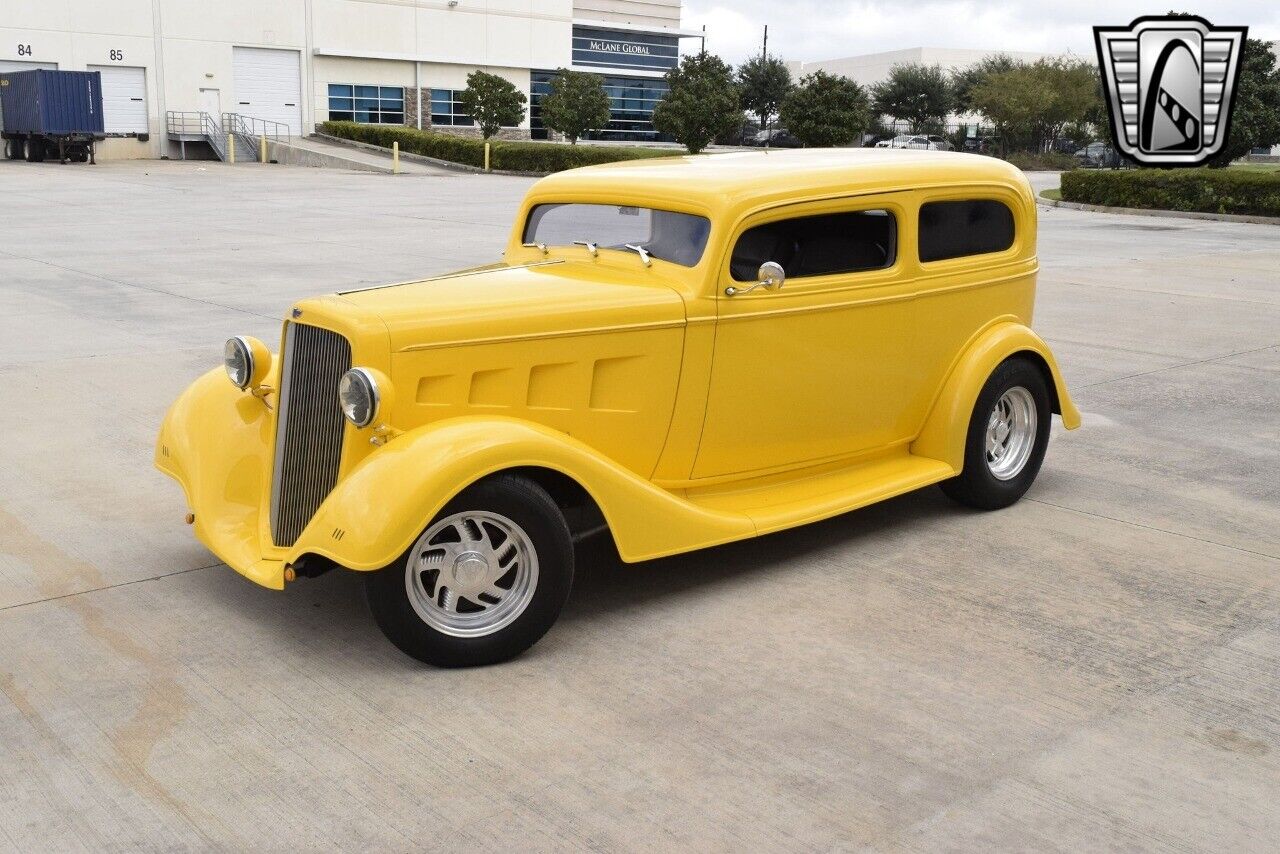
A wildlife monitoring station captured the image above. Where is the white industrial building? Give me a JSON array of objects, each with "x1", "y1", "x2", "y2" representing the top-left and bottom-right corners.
[
  {"x1": 789, "y1": 46, "x2": 1060, "y2": 90},
  {"x1": 0, "y1": 0, "x2": 700, "y2": 159},
  {"x1": 790, "y1": 46, "x2": 1063, "y2": 133}
]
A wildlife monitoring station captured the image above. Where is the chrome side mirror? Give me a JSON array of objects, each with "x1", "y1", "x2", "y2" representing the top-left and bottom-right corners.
[
  {"x1": 757, "y1": 261, "x2": 785, "y2": 289},
  {"x1": 725, "y1": 260, "x2": 786, "y2": 296}
]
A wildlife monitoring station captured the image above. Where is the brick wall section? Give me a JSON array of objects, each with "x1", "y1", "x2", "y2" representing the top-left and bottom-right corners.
[
  {"x1": 401, "y1": 86, "x2": 530, "y2": 140},
  {"x1": 403, "y1": 87, "x2": 426, "y2": 129}
]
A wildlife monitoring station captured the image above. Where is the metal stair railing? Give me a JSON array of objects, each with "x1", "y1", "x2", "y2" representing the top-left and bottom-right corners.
[
  {"x1": 165, "y1": 111, "x2": 229, "y2": 161},
  {"x1": 223, "y1": 113, "x2": 291, "y2": 161}
]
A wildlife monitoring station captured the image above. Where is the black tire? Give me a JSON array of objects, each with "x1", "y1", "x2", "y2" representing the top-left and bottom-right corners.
[
  {"x1": 26, "y1": 139, "x2": 45, "y2": 163},
  {"x1": 5, "y1": 139, "x2": 23, "y2": 160},
  {"x1": 365, "y1": 474, "x2": 574, "y2": 667},
  {"x1": 939, "y1": 356, "x2": 1052, "y2": 510}
]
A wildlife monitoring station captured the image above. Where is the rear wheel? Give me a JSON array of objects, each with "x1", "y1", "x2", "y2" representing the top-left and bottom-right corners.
[
  {"x1": 4, "y1": 138, "x2": 24, "y2": 160},
  {"x1": 940, "y1": 357, "x2": 1051, "y2": 510},
  {"x1": 25, "y1": 138, "x2": 45, "y2": 163},
  {"x1": 365, "y1": 474, "x2": 574, "y2": 667}
]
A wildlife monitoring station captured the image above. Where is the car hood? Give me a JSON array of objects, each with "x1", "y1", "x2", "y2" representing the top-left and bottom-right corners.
[{"x1": 334, "y1": 260, "x2": 688, "y2": 353}]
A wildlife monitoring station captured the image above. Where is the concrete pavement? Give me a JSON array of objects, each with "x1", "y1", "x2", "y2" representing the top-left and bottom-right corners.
[{"x1": 0, "y1": 159, "x2": 1277, "y2": 851}]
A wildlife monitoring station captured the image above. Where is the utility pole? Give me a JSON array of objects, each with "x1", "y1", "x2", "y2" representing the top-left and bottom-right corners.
[
  {"x1": 762, "y1": 25, "x2": 771, "y2": 145},
  {"x1": 700, "y1": 24, "x2": 706, "y2": 56}
]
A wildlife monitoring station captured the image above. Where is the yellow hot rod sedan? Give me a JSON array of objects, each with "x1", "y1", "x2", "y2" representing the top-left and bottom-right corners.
[{"x1": 157, "y1": 149, "x2": 1079, "y2": 666}]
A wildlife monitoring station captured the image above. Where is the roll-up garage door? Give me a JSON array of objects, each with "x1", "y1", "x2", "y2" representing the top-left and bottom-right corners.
[
  {"x1": 0, "y1": 61, "x2": 57, "y2": 131},
  {"x1": 88, "y1": 65, "x2": 148, "y2": 134},
  {"x1": 231, "y1": 47, "x2": 302, "y2": 136}
]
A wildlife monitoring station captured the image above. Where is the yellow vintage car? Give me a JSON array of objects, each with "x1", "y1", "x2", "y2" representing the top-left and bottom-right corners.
[{"x1": 157, "y1": 149, "x2": 1080, "y2": 666}]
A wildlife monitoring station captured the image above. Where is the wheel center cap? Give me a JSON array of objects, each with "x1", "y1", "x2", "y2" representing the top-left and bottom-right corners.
[{"x1": 452, "y1": 551, "x2": 489, "y2": 585}]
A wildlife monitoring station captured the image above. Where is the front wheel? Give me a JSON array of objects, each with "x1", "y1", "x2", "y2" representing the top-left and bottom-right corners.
[
  {"x1": 365, "y1": 474, "x2": 574, "y2": 667},
  {"x1": 939, "y1": 356, "x2": 1052, "y2": 510}
]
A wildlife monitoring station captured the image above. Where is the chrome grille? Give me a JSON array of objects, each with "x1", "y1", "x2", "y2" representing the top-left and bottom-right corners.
[{"x1": 269, "y1": 323, "x2": 352, "y2": 546}]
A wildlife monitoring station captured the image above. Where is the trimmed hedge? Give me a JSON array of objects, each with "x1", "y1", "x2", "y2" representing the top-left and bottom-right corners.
[
  {"x1": 1060, "y1": 168, "x2": 1280, "y2": 217},
  {"x1": 319, "y1": 121, "x2": 676, "y2": 173}
]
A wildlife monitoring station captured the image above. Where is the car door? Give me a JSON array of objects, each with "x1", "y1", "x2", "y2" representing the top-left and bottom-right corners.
[{"x1": 692, "y1": 197, "x2": 920, "y2": 480}]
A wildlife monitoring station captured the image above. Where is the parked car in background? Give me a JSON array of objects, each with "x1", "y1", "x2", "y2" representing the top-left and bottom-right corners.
[
  {"x1": 1050, "y1": 138, "x2": 1078, "y2": 155},
  {"x1": 720, "y1": 120, "x2": 761, "y2": 147},
  {"x1": 1074, "y1": 141, "x2": 1124, "y2": 168},
  {"x1": 748, "y1": 127, "x2": 803, "y2": 148},
  {"x1": 876, "y1": 134, "x2": 952, "y2": 150},
  {"x1": 963, "y1": 136, "x2": 999, "y2": 153},
  {"x1": 157, "y1": 149, "x2": 1079, "y2": 667}
]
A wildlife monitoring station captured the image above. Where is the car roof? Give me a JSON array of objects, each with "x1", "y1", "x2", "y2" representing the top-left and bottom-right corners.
[{"x1": 526, "y1": 148, "x2": 1031, "y2": 222}]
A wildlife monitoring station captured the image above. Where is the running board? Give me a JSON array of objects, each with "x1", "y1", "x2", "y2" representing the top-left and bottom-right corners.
[{"x1": 684, "y1": 452, "x2": 956, "y2": 534}]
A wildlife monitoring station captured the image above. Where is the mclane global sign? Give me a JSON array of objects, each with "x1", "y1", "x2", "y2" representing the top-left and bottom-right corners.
[
  {"x1": 588, "y1": 39, "x2": 652, "y2": 56},
  {"x1": 1094, "y1": 15, "x2": 1247, "y2": 167},
  {"x1": 572, "y1": 27, "x2": 679, "y2": 72}
]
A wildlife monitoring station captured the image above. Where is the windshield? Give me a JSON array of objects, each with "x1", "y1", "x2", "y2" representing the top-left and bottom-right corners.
[{"x1": 523, "y1": 203, "x2": 711, "y2": 267}]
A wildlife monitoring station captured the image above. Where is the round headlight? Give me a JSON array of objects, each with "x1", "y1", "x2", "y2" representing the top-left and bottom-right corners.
[
  {"x1": 339, "y1": 368, "x2": 379, "y2": 428},
  {"x1": 224, "y1": 336, "x2": 254, "y2": 389}
]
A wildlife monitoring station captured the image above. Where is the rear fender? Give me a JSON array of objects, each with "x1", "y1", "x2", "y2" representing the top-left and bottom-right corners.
[
  {"x1": 294, "y1": 417, "x2": 756, "y2": 570},
  {"x1": 911, "y1": 322, "x2": 1080, "y2": 471}
]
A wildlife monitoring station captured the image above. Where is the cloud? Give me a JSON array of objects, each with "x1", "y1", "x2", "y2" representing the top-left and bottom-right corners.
[{"x1": 681, "y1": 0, "x2": 1280, "y2": 65}]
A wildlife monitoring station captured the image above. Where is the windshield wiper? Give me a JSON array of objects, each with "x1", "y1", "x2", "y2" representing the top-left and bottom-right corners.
[
  {"x1": 572, "y1": 240, "x2": 598, "y2": 257},
  {"x1": 623, "y1": 243, "x2": 652, "y2": 267}
]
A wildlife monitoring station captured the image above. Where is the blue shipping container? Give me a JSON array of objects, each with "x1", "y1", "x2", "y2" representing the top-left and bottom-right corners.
[{"x1": 0, "y1": 69, "x2": 105, "y2": 136}]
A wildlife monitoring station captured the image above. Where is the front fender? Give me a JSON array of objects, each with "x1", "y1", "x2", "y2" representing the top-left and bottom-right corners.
[
  {"x1": 155, "y1": 364, "x2": 286, "y2": 588},
  {"x1": 294, "y1": 417, "x2": 756, "y2": 570},
  {"x1": 911, "y1": 322, "x2": 1080, "y2": 471}
]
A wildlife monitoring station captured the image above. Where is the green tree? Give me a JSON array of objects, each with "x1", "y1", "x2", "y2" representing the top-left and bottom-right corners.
[
  {"x1": 539, "y1": 68, "x2": 611, "y2": 145},
  {"x1": 652, "y1": 52, "x2": 740, "y2": 154},
  {"x1": 950, "y1": 54, "x2": 1019, "y2": 115},
  {"x1": 1207, "y1": 37, "x2": 1280, "y2": 167},
  {"x1": 736, "y1": 53, "x2": 792, "y2": 133},
  {"x1": 779, "y1": 71, "x2": 870, "y2": 147},
  {"x1": 970, "y1": 65, "x2": 1054, "y2": 154},
  {"x1": 870, "y1": 63, "x2": 954, "y2": 132},
  {"x1": 1028, "y1": 58, "x2": 1101, "y2": 149},
  {"x1": 967, "y1": 59, "x2": 1100, "y2": 153},
  {"x1": 457, "y1": 70, "x2": 526, "y2": 140}
]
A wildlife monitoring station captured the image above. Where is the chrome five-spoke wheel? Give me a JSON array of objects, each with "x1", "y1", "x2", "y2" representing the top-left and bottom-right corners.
[
  {"x1": 406, "y1": 511, "x2": 539, "y2": 638},
  {"x1": 985, "y1": 386, "x2": 1038, "y2": 480}
]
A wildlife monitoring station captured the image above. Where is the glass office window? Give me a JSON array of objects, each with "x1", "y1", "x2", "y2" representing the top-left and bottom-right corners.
[
  {"x1": 430, "y1": 89, "x2": 473, "y2": 127},
  {"x1": 530, "y1": 71, "x2": 669, "y2": 142},
  {"x1": 328, "y1": 84, "x2": 404, "y2": 124}
]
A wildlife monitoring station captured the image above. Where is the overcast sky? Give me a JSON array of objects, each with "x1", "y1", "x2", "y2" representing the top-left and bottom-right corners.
[{"x1": 681, "y1": 1, "x2": 1280, "y2": 65}]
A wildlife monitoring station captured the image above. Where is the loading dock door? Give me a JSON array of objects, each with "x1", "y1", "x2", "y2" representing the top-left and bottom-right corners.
[
  {"x1": 231, "y1": 47, "x2": 302, "y2": 136},
  {"x1": 89, "y1": 65, "x2": 148, "y2": 134},
  {"x1": 0, "y1": 61, "x2": 57, "y2": 131}
]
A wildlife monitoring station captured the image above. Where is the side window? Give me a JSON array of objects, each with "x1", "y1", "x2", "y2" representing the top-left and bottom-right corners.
[
  {"x1": 918, "y1": 199, "x2": 1015, "y2": 263},
  {"x1": 730, "y1": 209, "x2": 897, "y2": 282}
]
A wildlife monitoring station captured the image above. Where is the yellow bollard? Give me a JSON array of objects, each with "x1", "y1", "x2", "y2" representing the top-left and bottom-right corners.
[
  {"x1": 392, "y1": 140, "x2": 400, "y2": 174},
  {"x1": 227, "y1": 133, "x2": 235, "y2": 164},
  {"x1": 484, "y1": 141, "x2": 491, "y2": 172},
  {"x1": 259, "y1": 134, "x2": 267, "y2": 163}
]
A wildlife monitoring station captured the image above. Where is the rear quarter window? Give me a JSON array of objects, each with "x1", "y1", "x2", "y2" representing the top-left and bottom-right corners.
[{"x1": 918, "y1": 199, "x2": 1015, "y2": 263}]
